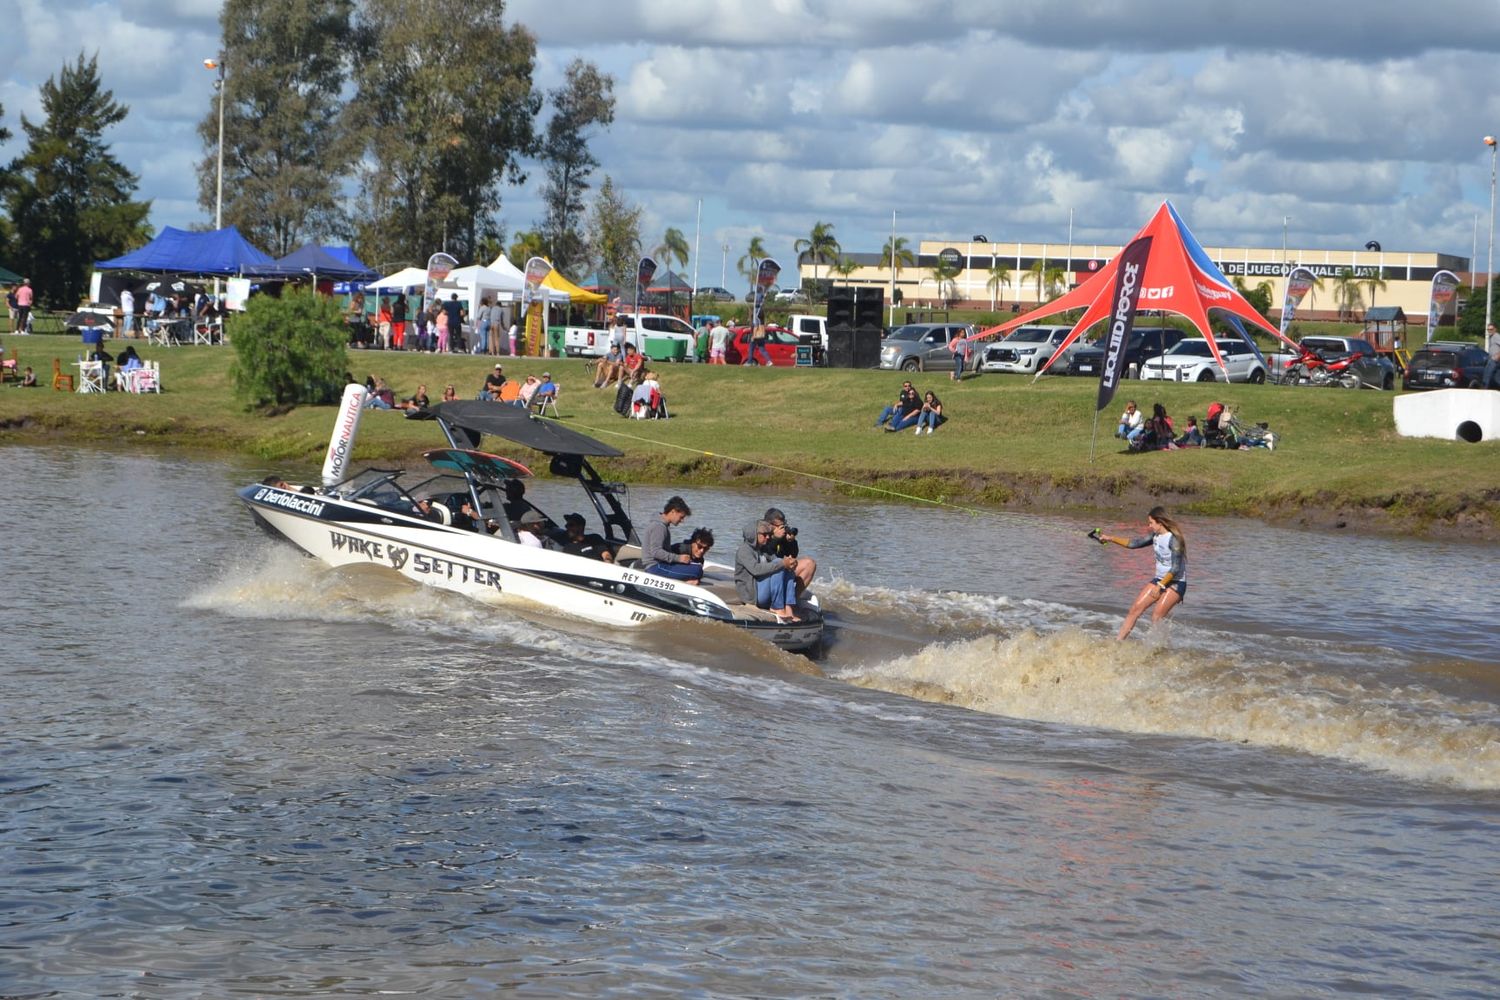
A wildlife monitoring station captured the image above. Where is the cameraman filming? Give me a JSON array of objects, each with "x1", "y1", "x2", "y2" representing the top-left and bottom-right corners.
[{"x1": 763, "y1": 507, "x2": 817, "y2": 596}]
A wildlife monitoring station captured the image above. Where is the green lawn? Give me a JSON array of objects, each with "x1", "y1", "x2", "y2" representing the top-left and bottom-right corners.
[{"x1": 3, "y1": 332, "x2": 1496, "y2": 535}]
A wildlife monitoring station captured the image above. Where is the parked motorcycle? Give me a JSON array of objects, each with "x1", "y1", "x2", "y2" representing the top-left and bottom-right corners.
[{"x1": 1279, "y1": 347, "x2": 1368, "y2": 389}]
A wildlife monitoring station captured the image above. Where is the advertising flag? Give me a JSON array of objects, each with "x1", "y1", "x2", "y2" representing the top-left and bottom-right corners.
[
  {"x1": 752, "y1": 256, "x2": 781, "y2": 326},
  {"x1": 424, "y1": 252, "x2": 458, "y2": 314},
  {"x1": 522, "y1": 256, "x2": 553, "y2": 356},
  {"x1": 1279, "y1": 266, "x2": 1317, "y2": 336},
  {"x1": 1096, "y1": 236, "x2": 1153, "y2": 413},
  {"x1": 1426, "y1": 269, "x2": 1460, "y2": 343},
  {"x1": 634, "y1": 255, "x2": 658, "y2": 314}
]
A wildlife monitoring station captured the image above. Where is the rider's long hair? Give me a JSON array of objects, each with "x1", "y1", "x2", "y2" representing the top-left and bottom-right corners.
[{"x1": 1148, "y1": 505, "x2": 1186, "y2": 557}]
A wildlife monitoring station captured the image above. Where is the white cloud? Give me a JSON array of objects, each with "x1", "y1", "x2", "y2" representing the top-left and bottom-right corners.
[{"x1": 3, "y1": 0, "x2": 1497, "y2": 278}]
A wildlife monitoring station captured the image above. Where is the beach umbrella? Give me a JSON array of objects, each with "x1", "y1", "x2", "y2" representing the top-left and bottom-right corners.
[{"x1": 65, "y1": 311, "x2": 112, "y2": 328}]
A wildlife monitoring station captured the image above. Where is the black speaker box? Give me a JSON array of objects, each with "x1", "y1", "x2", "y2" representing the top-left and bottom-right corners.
[
  {"x1": 826, "y1": 288, "x2": 855, "y2": 329},
  {"x1": 826, "y1": 327, "x2": 857, "y2": 368},
  {"x1": 852, "y1": 328, "x2": 883, "y2": 368},
  {"x1": 853, "y1": 288, "x2": 884, "y2": 331}
]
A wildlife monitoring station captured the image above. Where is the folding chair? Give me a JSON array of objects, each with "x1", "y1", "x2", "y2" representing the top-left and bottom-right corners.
[
  {"x1": 51, "y1": 357, "x2": 74, "y2": 392},
  {"x1": 531, "y1": 385, "x2": 560, "y2": 417},
  {"x1": 1, "y1": 350, "x2": 17, "y2": 383},
  {"x1": 127, "y1": 364, "x2": 160, "y2": 394},
  {"x1": 77, "y1": 359, "x2": 106, "y2": 394}
]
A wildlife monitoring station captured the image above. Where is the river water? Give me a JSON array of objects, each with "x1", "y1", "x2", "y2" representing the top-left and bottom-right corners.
[{"x1": 3, "y1": 444, "x2": 1497, "y2": 998}]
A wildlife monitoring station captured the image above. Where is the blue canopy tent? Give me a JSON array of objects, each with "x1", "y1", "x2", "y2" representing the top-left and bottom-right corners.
[
  {"x1": 95, "y1": 225, "x2": 273, "y2": 275},
  {"x1": 246, "y1": 243, "x2": 379, "y2": 282},
  {"x1": 323, "y1": 246, "x2": 375, "y2": 274}
]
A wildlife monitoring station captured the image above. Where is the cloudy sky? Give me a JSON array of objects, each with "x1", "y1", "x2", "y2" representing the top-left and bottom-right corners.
[{"x1": 3, "y1": 0, "x2": 1499, "y2": 286}]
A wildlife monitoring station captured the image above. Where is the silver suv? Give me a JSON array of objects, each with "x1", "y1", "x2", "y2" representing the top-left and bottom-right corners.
[{"x1": 878, "y1": 323, "x2": 976, "y2": 372}]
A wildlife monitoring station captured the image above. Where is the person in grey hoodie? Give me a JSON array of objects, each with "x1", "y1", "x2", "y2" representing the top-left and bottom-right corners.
[{"x1": 735, "y1": 519, "x2": 800, "y2": 622}]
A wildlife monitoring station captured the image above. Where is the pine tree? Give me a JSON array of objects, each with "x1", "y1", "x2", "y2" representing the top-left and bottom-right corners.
[
  {"x1": 198, "y1": 0, "x2": 360, "y2": 255},
  {"x1": 588, "y1": 177, "x2": 642, "y2": 286},
  {"x1": 5, "y1": 55, "x2": 150, "y2": 306},
  {"x1": 539, "y1": 59, "x2": 614, "y2": 274}
]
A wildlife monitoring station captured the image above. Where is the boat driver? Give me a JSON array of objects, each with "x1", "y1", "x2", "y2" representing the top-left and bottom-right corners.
[{"x1": 560, "y1": 512, "x2": 614, "y2": 562}]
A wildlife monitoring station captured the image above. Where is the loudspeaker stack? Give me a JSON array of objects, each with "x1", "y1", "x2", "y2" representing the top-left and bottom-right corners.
[{"x1": 825, "y1": 287, "x2": 884, "y2": 368}]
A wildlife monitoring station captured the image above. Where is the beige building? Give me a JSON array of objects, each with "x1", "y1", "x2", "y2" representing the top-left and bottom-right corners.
[{"x1": 798, "y1": 238, "x2": 1473, "y2": 329}]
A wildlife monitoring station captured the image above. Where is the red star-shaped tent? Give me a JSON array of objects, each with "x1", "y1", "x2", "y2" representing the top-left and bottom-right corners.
[{"x1": 972, "y1": 202, "x2": 1298, "y2": 375}]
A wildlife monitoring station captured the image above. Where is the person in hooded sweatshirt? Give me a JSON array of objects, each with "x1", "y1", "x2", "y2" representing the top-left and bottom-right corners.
[{"x1": 735, "y1": 519, "x2": 801, "y2": 623}]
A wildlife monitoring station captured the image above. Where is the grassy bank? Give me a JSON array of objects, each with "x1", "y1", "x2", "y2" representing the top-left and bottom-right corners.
[{"x1": 3, "y1": 333, "x2": 1496, "y2": 537}]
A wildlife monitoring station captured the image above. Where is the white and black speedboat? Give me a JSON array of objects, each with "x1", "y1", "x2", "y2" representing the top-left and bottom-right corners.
[{"x1": 237, "y1": 394, "x2": 823, "y2": 653}]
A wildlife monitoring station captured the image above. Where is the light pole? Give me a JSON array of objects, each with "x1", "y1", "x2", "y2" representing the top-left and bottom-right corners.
[
  {"x1": 1485, "y1": 135, "x2": 1496, "y2": 334},
  {"x1": 721, "y1": 242, "x2": 729, "y2": 289},
  {"x1": 203, "y1": 57, "x2": 225, "y2": 230}
]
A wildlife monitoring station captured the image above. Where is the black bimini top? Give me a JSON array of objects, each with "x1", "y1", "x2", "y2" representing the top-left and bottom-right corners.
[{"x1": 432, "y1": 401, "x2": 624, "y2": 458}]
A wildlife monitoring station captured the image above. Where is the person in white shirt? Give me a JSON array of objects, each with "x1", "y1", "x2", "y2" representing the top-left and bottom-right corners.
[
  {"x1": 118, "y1": 289, "x2": 136, "y2": 338},
  {"x1": 709, "y1": 320, "x2": 729, "y2": 364}
]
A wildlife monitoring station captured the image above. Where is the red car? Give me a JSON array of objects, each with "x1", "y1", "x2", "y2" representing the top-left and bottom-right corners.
[{"x1": 724, "y1": 325, "x2": 820, "y2": 366}]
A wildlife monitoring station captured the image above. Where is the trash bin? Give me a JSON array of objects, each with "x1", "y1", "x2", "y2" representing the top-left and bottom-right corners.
[{"x1": 643, "y1": 337, "x2": 687, "y2": 363}]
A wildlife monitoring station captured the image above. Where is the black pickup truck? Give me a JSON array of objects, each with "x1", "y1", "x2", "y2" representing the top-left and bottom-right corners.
[{"x1": 1065, "y1": 327, "x2": 1186, "y2": 377}]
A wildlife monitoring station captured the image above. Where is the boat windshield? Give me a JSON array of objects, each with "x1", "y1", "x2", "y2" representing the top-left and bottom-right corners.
[{"x1": 340, "y1": 469, "x2": 416, "y2": 509}]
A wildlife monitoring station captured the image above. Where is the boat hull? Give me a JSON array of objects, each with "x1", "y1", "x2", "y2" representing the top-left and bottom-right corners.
[{"x1": 239, "y1": 485, "x2": 822, "y2": 652}]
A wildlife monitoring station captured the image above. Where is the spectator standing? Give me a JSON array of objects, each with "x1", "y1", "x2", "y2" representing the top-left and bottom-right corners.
[
  {"x1": 442, "y1": 293, "x2": 465, "y2": 352},
  {"x1": 1483, "y1": 323, "x2": 1500, "y2": 390},
  {"x1": 949, "y1": 334, "x2": 971, "y2": 380},
  {"x1": 709, "y1": 320, "x2": 729, "y2": 364},
  {"x1": 118, "y1": 287, "x2": 136, "y2": 338},
  {"x1": 475, "y1": 295, "x2": 493, "y2": 355},
  {"x1": 14, "y1": 278, "x2": 34, "y2": 334},
  {"x1": 507, "y1": 320, "x2": 518, "y2": 356},
  {"x1": 391, "y1": 293, "x2": 408, "y2": 349}
]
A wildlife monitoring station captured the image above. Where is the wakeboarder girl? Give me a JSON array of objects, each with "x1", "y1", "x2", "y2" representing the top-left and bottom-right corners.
[{"x1": 1090, "y1": 505, "x2": 1187, "y2": 640}]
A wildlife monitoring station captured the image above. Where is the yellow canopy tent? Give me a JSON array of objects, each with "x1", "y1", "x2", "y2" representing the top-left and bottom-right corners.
[{"x1": 542, "y1": 269, "x2": 607, "y2": 306}]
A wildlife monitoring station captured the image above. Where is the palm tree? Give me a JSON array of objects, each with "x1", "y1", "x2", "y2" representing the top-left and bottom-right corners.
[
  {"x1": 987, "y1": 261, "x2": 1012, "y2": 310},
  {"x1": 794, "y1": 221, "x2": 841, "y2": 285},
  {"x1": 508, "y1": 229, "x2": 548, "y2": 266},
  {"x1": 933, "y1": 259, "x2": 962, "y2": 306},
  {"x1": 1362, "y1": 270, "x2": 1389, "y2": 316},
  {"x1": 1331, "y1": 267, "x2": 1364, "y2": 321},
  {"x1": 654, "y1": 227, "x2": 690, "y2": 273},
  {"x1": 737, "y1": 236, "x2": 768, "y2": 289},
  {"x1": 1024, "y1": 259, "x2": 1066, "y2": 303},
  {"x1": 830, "y1": 256, "x2": 861, "y2": 286},
  {"x1": 881, "y1": 235, "x2": 916, "y2": 292}
]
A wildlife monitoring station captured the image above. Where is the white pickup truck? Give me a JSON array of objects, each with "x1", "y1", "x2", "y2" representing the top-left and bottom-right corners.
[
  {"x1": 785, "y1": 313, "x2": 828, "y2": 350},
  {"x1": 558, "y1": 313, "x2": 697, "y2": 363}
]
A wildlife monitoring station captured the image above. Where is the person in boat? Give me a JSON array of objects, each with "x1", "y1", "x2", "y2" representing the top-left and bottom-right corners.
[
  {"x1": 501, "y1": 480, "x2": 551, "y2": 530},
  {"x1": 734, "y1": 519, "x2": 800, "y2": 624},
  {"x1": 559, "y1": 512, "x2": 614, "y2": 562},
  {"x1": 260, "y1": 475, "x2": 314, "y2": 494},
  {"x1": 641, "y1": 495, "x2": 700, "y2": 583},
  {"x1": 1090, "y1": 505, "x2": 1187, "y2": 641},
  {"x1": 516, "y1": 510, "x2": 548, "y2": 547},
  {"x1": 684, "y1": 527, "x2": 714, "y2": 575},
  {"x1": 763, "y1": 507, "x2": 816, "y2": 595}
]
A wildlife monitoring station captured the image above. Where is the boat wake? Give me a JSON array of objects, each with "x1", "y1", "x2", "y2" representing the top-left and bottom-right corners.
[
  {"x1": 192, "y1": 554, "x2": 1500, "y2": 789},
  {"x1": 831, "y1": 625, "x2": 1500, "y2": 791}
]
